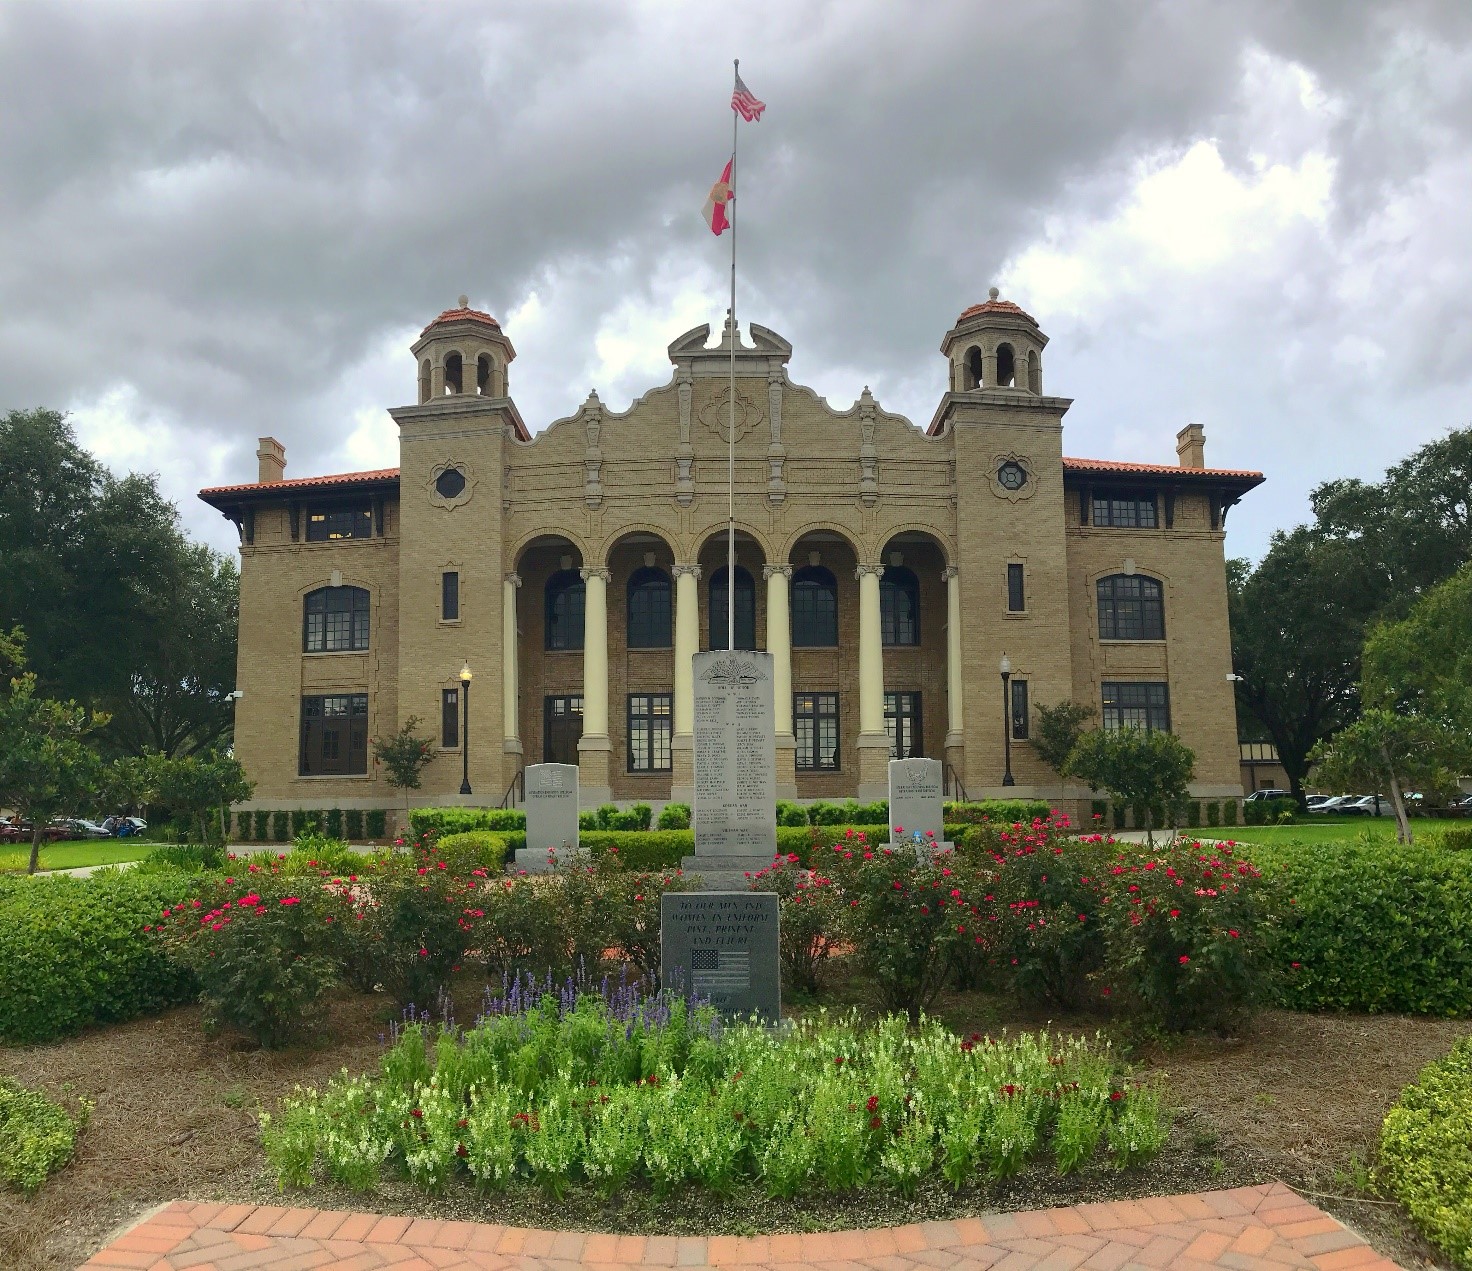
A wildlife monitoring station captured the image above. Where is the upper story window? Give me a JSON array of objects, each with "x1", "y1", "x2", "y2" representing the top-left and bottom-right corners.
[
  {"x1": 303, "y1": 586, "x2": 369, "y2": 653},
  {"x1": 1092, "y1": 491, "x2": 1158, "y2": 529},
  {"x1": 1102, "y1": 681, "x2": 1170, "y2": 732},
  {"x1": 545, "y1": 569, "x2": 585, "y2": 650},
  {"x1": 709, "y1": 565, "x2": 756, "y2": 650},
  {"x1": 880, "y1": 566, "x2": 919, "y2": 645},
  {"x1": 441, "y1": 571, "x2": 460, "y2": 621},
  {"x1": 627, "y1": 566, "x2": 672, "y2": 648},
  {"x1": 306, "y1": 503, "x2": 372, "y2": 541},
  {"x1": 1097, "y1": 574, "x2": 1165, "y2": 641},
  {"x1": 1007, "y1": 563, "x2": 1025, "y2": 613},
  {"x1": 791, "y1": 565, "x2": 838, "y2": 647}
]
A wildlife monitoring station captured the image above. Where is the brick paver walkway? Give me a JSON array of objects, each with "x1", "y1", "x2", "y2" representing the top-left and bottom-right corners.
[{"x1": 79, "y1": 1182, "x2": 1401, "y2": 1270}]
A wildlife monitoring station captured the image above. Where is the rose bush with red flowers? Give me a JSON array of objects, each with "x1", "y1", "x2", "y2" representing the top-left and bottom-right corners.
[{"x1": 747, "y1": 849, "x2": 843, "y2": 996}]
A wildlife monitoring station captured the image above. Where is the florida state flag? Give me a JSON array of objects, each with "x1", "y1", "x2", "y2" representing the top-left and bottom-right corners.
[{"x1": 703, "y1": 156, "x2": 734, "y2": 236}]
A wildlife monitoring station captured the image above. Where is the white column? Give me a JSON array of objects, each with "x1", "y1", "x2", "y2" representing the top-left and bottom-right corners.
[
  {"x1": 672, "y1": 564, "x2": 701, "y2": 736},
  {"x1": 856, "y1": 563, "x2": 885, "y2": 735},
  {"x1": 764, "y1": 565, "x2": 793, "y2": 735},
  {"x1": 944, "y1": 566, "x2": 964, "y2": 739},
  {"x1": 502, "y1": 572, "x2": 521, "y2": 746},
  {"x1": 580, "y1": 567, "x2": 610, "y2": 738}
]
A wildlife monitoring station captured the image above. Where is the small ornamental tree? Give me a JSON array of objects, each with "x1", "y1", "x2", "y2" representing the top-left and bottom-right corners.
[
  {"x1": 0, "y1": 670, "x2": 107, "y2": 873},
  {"x1": 1308, "y1": 709, "x2": 1472, "y2": 845},
  {"x1": 1030, "y1": 700, "x2": 1097, "y2": 775},
  {"x1": 1062, "y1": 727, "x2": 1196, "y2": 845},
  {"x1": 372, "y1": 715, "x2": 435, "y2": 831},
  {"x1": 148, "y1": 751, "x2": 254, "y2": 846}
]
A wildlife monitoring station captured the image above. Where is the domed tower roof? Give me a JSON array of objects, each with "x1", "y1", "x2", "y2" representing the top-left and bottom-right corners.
[
  {"x1": 421, "y1": 295, "x2": 503, "y2": 336},
  {"x1": 937, "y1": 288, "x2": 1048, "y2": 404},
  {"x1": 955, "y1": 288, "x2": 1039, "y2": 327}
]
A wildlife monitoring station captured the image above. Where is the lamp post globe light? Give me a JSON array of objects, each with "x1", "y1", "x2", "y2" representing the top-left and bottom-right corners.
[
  {"x1": 459, "y1": 662, "x2": 473, "y2": 797},
  {"x1": 1000, "y1": 654, "x2": 1015, "y2": 787}
]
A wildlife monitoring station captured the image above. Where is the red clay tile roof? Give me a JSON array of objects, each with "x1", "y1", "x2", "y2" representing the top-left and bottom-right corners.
[
  {"x1": 956, "y1": 299, "x2": 1038, "y2": 326},
  {"x1": 199, "y1": 468, "x2": 401, "y2": 500},
  {"x1": 421, "y1": 306, "x2": 501, "y2": 335},
  {"x1": 1063, "y1": 457, "x2": 1264, "y2": 480}
]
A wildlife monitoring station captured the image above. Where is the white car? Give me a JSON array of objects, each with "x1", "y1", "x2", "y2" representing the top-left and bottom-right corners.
[
  {"x1": 1310, "y1": 795, "x2": 1355, "y2": 814},
  {"x1": 1342, "y1": 795, "x2": 1391, "y2": 817}
]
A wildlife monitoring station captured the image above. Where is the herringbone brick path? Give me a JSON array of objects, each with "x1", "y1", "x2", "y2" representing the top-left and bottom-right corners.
[{"x1": 79, "y1": 1182, "x2": 1401, "y2": 1270}]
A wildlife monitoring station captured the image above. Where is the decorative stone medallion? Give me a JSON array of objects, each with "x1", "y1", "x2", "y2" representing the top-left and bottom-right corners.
[
  {"x1": 698, "y1": 385, "x2": 765, "y2": 445},
  {"x1": 988, "y1": 452, "x2": 1037, "y2": 503},
  {"x1": 428, "y1": 461, "x2": 475, "y2": 510}
]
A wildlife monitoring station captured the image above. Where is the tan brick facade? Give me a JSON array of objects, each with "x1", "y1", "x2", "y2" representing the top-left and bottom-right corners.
[{"x1": 201, "y1": 295, "x2": 1261, "y2": 815}]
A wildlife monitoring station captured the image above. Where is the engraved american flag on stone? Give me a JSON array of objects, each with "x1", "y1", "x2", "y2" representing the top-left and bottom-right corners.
[{"x1": 691, "y1": 947, "x2": 751, "y2": 990}]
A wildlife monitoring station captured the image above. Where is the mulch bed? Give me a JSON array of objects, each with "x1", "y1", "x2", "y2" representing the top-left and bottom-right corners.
[{"x1": 1, "y1": 976, "x2": 1466, "y2": 1271}]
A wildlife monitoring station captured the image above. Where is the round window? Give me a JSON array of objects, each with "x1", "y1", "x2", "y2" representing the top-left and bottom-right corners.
[
  {"x1": 997, "y1": 461, "x2": 1027, "y2": 491},
  {"x1": 435, "y1": 468, "x2": 466, "y2": 499}
]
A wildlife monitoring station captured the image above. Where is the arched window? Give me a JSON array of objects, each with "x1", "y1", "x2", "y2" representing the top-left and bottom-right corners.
[
  {"x1": 545, "y1": 570, "x2": 585, "y2": 650},
  {"x1": 627, "y1": 566, "x2": 672, "y2": 648},
  {"x1": 303, "y1": 586, "x2": 369, "y2": 652},
  {"x1": 1097, "y1": 574, "x2": 1165, "y2": 641},
  {"x1": 443, "y1": 352, "x2": 463, "y2": 395},
  {"x1": 476, "y1": 353, "x2": 491, "y2": 395},
  {"x1": 791, "y1": 565, "x2": 838, "y2": 647},
  {"x1": 996, "y1": 343, "x2": 1015, "y2": 387},
  {"x1": 964, "y1": 346, "x2": 983, "y2": 390},
  {"x1": 880, "y1": 566, "x2": 920, "y2": 645},
  {"x1": 709, "y1": 566, "x2": 756, "y2": 650}
]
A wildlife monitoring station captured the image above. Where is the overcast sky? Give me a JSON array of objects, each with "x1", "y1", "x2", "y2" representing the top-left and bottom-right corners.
[{"x1": 2, "y1": 0, "x2": 1468, "y2": 563}]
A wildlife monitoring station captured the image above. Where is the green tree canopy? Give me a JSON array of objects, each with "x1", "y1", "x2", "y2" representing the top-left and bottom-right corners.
[
  {"x1": 1061, "y1": 726, "x2": 1196, "y2": 844},
  {"x1": 0, "y1": 408, "x2": 238, "y2": 755},
  {"x1": 144, "y1": 751, "x2": 254, "y2": 846},
  {"x1": 1362, "y1": 562, "x2": 1472, "y2": 725},
  {"x1": 1030, "y1": 699, "x2": 1096, "y2": 775}
]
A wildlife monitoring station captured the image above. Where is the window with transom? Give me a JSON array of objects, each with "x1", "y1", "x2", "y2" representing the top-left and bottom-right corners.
[
  {"x1": 1097, "y1": 574, "x2": 1165, "y2": 641},
  {"x1": 709, "y1": 565, "x2": 756, "y2": 650},
  {"x1": 791, "y1": 566, "x2": 838, "y2": 647},
  {"x1": 303, "y1": 586, "x2": 369, "y2": 653},
  {"x1": 545, "y1": 570, "x2": 585, "y2": 650}
]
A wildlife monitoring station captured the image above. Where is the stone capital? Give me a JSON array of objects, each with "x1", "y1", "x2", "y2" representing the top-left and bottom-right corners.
[
  {"x1": 762, "y1": 564, "x2": 792, "y2": 580},
  {"x1": 854, "y1": 562, "x2": 885, "y2": 580},
  {"x1": 942, "y1": 565, "x2": 959, "y2": 581},
  {"x1": 671, "y1": 563, "x2": 703, "y2": 580},
  {"x1": 503, "y1": 571, "x2": 522, "y2": 588},
  {"x1": 579, "y1": 566, "x2": 612, "y2": 584}
]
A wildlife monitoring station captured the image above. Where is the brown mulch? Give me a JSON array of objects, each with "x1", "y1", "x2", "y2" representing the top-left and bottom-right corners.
[{"x1": 1, "y1": 986, "x2": 1467, "y2": 1271}]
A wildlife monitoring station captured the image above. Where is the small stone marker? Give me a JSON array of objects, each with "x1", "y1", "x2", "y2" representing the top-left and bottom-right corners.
[
  {"x1": 519, "y1": 762, "x2": 580, "y2": 872},
  {"x1": 888, "y1": 756, "x2": 945, "y2": 852},
  {"x1": 661, "y1": 891, "x2": 780, "y2": 1022}
]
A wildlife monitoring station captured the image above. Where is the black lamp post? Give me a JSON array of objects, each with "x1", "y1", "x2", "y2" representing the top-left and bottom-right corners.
[
  {"x1": 459, "y1": 662, "x2": 473, "y2": 796},
  {"x1": 1000, "y1": 654, "x2": 1015, "y2": 787}
]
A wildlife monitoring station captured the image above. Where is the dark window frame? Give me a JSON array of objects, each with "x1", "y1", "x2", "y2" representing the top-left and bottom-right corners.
[
  {"x1": 544, "y1": 570, "x2": 586, "y2": 651},
  {"x1": 1101, "y1": 681, "x2": 1171, "y2": 732},
  {"x1": 1091, "y1": 491, "x2": 1159, "y2": 529},
  {"x1": 627, "y1": 566, "x2": 673, "y2": 649},
  {"x1": 543, "y1": 694, "x2": 584, "y2": 764},
  {"x1": 441, "y1": 686, "x2": 460, "y2": 748},
  {"x1": 1007, "y1": 563, "x2": 1026, "y2": 613},
  {"x1": 884, "y1": 690, "x2": 923, "y2": 759},
  {"x1": 299, "y1": 693, "x2": 369, "y2": 776},
  {"x1": 880, "y1": 566, "x2": 920, "y2": 646},
  {"x1": 791, "y1": 565, "x2": 839, "y2": 648},
  {"x1": 303, "y1": 586, "x2": 370, "y2": 653},
  {"x1": 709, "y1": 565, "x2": 757, "y2": 650},
  {"x1": 1097, "y1": 574, "x2": 1165, "y2": 641},
  {"x1": 441, "y1": 571, "x2": 460, "y2": 622},
  {"x1": 626, "y1": 692, "x2": 673, "y2": 773},
  {"x1": 305, "y1": 503, "x2": 373, "y2": 542},
  {"x1": 1010, "y1": 679, "x2": 1030, "y2": 740},
  {"x1": 794, "y1": 692, "x2": 840, "y2": 770}
]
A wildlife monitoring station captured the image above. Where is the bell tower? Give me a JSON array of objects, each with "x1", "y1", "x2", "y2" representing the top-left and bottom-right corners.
[
  {"x1": 942, "y1": 287, "x2": 1047, "y2": 395},
  {"x1": 410, "y1": 296, "x2": 517, "y2": 403}
]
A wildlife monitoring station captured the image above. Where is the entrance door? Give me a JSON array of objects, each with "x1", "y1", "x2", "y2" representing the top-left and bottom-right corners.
[{"x1": 543, "y1": 695, "x2": 584, "y2": 764}]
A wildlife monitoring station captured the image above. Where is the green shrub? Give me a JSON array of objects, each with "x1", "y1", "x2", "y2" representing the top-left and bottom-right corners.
[
  {"x1": 1222, "y1": 800, "x2": 1238, "y2": 826},
  {"x1": 366, "y1": 810, "x2": 387, "y2": 838},
  {"x1": 576, "y1": 831, "x2": 690, "y2": 871},
  {"x1": 945, "y1": 800, "x2": 1054, "y2": 826},
  {"x1": 408, "y1": 807, "x2": 527, "y2": 837},
  {"x1": 1439, "y1": 826, "x2": 1472, "y2": 852},
  {"x1": 345, "y1": 808, "x2": 365, "y2": 840},
  {"x1": 0, "y1": 1079, "x2": 89, "y2": 1192},
  {"x1": 1243, "y1": 799, "x2": 1261, "y2": 826},
  {"x1": 141, "y1": 842, "x2": 223, "y2": 873},
  {"x1": 1090, "y1": 799, "x2": 1109, "y2": 827},
  {"x1": 325, "y1": 808, "x2": 344, "y2": 839},
  {"x1": 159, "y1": 873, "x2": 341, "y2": 1047},
  {"x1": 1381, "y1": 1036, "x2": 1472, "y2": 1269},
  {"x1": 1187, "y1": 801, "x2": 1201, "y2": 828},
  {"x1": 1111, "y1": 801, "x2": 1127, "y2": 830},
  {"x1": 250, "y1": 810, "x2": 268, "y2": 841},
  {"x1": 746, "y1": 855, "x2": 843, "y2": 996},
  {"x1": 1205, "y1": 801, "x2": 1220, "y2": 827},
  {"x1": 0, "y1": 871, "x2": 199, "y2": 1043},
  {"x1": 776, "y1": 800, "x2": 809, "y2": 827},
  {"x1": 236, "y1": 811, "x2": 254, "y2": 840},
  {"x1": 1258, "y1": 841, "x2": 1472, "y2": 1015},
  {"x1": 271, "y1": 811, "x2": 289, "y2": 842},
  {"x1": 657, "y1": 802, "x2": 691, "y2": 830},
  {"x1": 435, "y1": 831, "x2": 510, "y2": 872}
]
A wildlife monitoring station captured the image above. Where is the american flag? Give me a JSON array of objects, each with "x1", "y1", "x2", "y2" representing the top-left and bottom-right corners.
[{"x1": 731, "y1": 72, "x2": 765, "y2": 122}]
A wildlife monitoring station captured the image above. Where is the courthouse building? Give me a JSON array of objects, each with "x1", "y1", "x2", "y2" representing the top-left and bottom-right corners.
[{"x1": 201, "y1": 291, "x2": 1262, "y2": 813}]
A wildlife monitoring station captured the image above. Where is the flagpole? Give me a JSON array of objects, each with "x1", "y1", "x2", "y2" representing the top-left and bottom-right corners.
[{"x1": 727, "y1": 59, "x2": 739, "y2": 654}]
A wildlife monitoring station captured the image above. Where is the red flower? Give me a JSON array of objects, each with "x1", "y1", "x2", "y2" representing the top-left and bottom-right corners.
[
  {"x1": 866, "y1": 1095, "x2": 878, "y2": 1112},
  {"x1": 1178, "y1": 954, "x2": 1190, "y2": 964},
  {"x1": 870, "y1": 1116, "x2": 882, "y2": 1129}
]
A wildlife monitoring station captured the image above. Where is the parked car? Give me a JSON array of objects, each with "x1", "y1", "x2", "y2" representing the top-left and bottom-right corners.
[
  {"x1": 0, "y1": 817, "x2": 22, "y2": 843},
  {"x1": 60, "y1": 818, "x2": 112, "y2": 839},
  {"x1": 1310, "y1": 795, "x2": 1355, "y2": 814},
  {"x1": 1342, "y1": 795, "x2": 1391, "y2": 817},
  {"x1": 1304, "y1": 794, "x2": 1334, "y2": 809},
  {"x1": 1246, "y1": 788, "x2": 1292, "y2": 802}
]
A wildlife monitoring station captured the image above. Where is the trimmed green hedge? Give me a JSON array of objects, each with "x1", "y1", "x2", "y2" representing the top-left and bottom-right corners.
[
  {"x1": 0, "y1": 869, "x2": 201, "y2": 1044},
  {"x1": 235, "y1": 809, "x2": 395, "y2": 842},
  {"x1": 0, "y1": 1078, "x2": 87, "y2": 1192},
  {"x1": 409, "y1": 807, "x2": 527, "y2": 837},
  {"x1": 1381, "y1": 1036, "x2": 1472, "y2": 1268},
  {"x1": 1256, "y1": 842, "x2": 1472, "y2": 1015}
]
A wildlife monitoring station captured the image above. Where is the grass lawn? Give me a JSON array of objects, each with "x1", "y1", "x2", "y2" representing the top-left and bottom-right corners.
[
  {"x1": 1199, "y1": 817, "x2": 1453, "y2": 846},
  {"x1": 0, "y1": 840, "x2": 160, "y2": 873}
]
